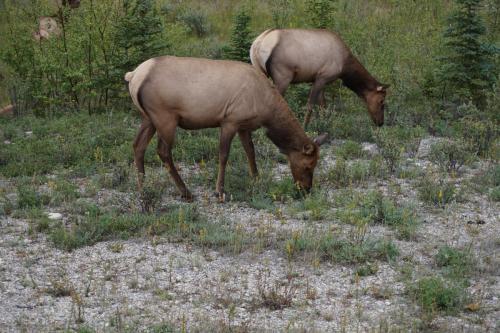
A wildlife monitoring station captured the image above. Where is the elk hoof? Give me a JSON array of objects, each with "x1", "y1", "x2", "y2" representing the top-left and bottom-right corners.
[
  {"x1": 213, "y1": 191, "x2": 226, "y2": 203},
  {"x1": 181, "y1": 191, "x2": 194, "y2": 202}
]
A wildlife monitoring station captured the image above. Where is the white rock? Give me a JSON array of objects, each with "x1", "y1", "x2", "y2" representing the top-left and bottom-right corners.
[
  {"x1": 47, "y1": 212, "x2": 63, "y2": 220},
  {"x1": 25, "y1": 131, "x2": 33, "y2": 137},
  {"x1": 416, "y1": 137, "x2": 447, "y2": 159},
  {"x1": 362, "y1": 142, "x2": 379, "y2": 157}
]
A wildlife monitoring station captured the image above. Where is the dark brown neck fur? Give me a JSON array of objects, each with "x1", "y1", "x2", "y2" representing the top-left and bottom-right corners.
[
  {"x1": 340, "y1": 55, "x2": 380, "y2": 98},
  {"x1": 264, "y1": 95, "x2": 312, "y2": 154}
]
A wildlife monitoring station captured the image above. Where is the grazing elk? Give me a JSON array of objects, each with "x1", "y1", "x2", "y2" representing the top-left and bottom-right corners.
[
  {"x1": 125, "y1": 56, "x2": 328, "y2": 202},
  {"x1": 250, "y1": 29, "x2": 389, "y2": 127}
]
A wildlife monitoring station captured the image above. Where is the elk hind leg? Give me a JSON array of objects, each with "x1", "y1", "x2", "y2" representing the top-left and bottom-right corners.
[
  {"x1": 133, "y1": 119, "x2": 156, "y2": 191},
  {"x1": 238, "y1": 130, "x2": 258, "y2": 178},
  {"x1": 216, "y1": 126, "x2": 237, "y2": 202},
  {"x1": 303, "y1": 80, "x2": 327, "y2": 128}
]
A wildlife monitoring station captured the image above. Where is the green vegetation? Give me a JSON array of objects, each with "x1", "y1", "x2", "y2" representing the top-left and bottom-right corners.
[
  {"x1": 334, "y1": 191, "x2": 418, "y2": 240},
  {"x1": 47, "y1": 205, "x2": 248, "y2": 252},
  {"x1": 285, "y1": 230, "x2": 399, "y2": 264},
  {"x1": 409, "y1": 277, "x2": 466, "y2": 316},
  {"x1": 431, "y1": 0, "x2": 498, "y2": 107},
  {"x1": 429, "y1": 139, "x2": 475, "y2": 173},
  {"x1": 418, "y1": 176, "x2": 456, "y2": 208},
  {"x1": 223, "y1": 9, "x2": 253, "y2": 62}
]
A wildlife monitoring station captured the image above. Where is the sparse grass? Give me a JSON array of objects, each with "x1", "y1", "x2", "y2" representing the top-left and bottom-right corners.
[
  {"x1": 256, "y1": 273, "x2": 296, "y2": 310},
  {"x1": 338, "y1": 191, "x2": 419, "y2": 240},
  {"x1": 327, "y1": 158, "x2": 373, "y2": 188},
  {"x1": 335, "y1": 140, "x2": 366, "y2": 159},
  {"x1": 47, "y1": 205, "x2": 248, "y2": 253},
  {"x1": 285, "y1": 230, "x2": 399, "y2": 264},
  {"x1": 291, "y1": 190, "x2": 330, "y2": 220}
]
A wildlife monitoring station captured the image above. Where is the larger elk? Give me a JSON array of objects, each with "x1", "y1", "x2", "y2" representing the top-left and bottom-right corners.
[
  {"x1": 125, "y1": 56, "x2": 327, "y2": 202},
  {"x1": 250, "y1": 29, "x2": 389, "y2": 127}
]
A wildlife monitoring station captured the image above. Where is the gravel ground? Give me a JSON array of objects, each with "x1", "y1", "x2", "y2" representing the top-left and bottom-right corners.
[{"x1": 0, "y1": 139, "x2": 499, "y2": 332}]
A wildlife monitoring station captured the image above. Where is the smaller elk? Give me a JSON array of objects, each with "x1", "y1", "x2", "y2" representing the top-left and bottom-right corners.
[
  {"x1": 125, "y1": 56, "x2": 327, "y2": 202},
  {"x1": 251, "y1": 29, "x2": 389, "y2": 127}
]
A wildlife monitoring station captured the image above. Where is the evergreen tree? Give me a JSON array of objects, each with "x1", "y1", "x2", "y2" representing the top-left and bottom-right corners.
[
  {"x1": 437, "y1": 0, "x2": 497, "y2": 107},
  {"x1": 224, "y1": 10, "x2": 252, "y2": 63},
  {"x1": 306, "y1": 0, "x2": 336, "y2": 29},
  {"x1": 113, "y1": 0, "x2": 167, "y2": 75}
]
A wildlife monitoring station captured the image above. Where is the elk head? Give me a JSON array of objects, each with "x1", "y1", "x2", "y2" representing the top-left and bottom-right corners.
[
  {"x1": 365, "y1": 84, "x2": 389, "y2": 127},
  {"x1": 287, "y1": 133, "x2": 328, "y2": 192}
]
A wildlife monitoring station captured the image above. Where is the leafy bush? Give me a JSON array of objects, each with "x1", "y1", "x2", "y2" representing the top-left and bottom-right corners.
[
  {"x1": 178, "y1": 8, "x2": 211, "y2": 37},
  {"x1": 454, "y1": 116, "x2": 498, "y2": 157},
  {"x1": 372, "y1": 128, "x2": 404, "y2": 173},
  {"x1": 429, "y1": 139, "x2": 475, "y2": 173}
]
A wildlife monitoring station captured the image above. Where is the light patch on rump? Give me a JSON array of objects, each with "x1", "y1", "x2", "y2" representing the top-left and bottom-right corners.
[
  {"x1": 250, "y1": 29, "x2": 280, "y2": 75},
  {"x1": 125, "y1": 59, "x2": 156, "y2": 116}
]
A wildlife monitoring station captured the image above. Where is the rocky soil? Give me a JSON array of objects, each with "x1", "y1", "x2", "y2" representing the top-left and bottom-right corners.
[{"x1": 0, "y1": 138, "x2": 498, "y2": 332}]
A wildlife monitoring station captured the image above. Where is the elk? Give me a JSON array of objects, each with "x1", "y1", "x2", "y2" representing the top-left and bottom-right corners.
[
  {"x1": 125, "y1": 56, "x2": 328, "y2": 202},
  {"x1": 250, "y1": 29, "x2": 389, "y2": 128}
]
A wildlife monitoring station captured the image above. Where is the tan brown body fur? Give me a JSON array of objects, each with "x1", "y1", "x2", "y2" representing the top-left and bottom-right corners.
[
  {"x1": 250, "y1": 29, "x2": 388, "y2": 127},
  {"x1": 126, "y1": 56, "x2": 326, "y2": 201}
]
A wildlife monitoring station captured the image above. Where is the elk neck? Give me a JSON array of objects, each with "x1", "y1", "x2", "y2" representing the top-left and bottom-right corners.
[
  {"x1": 340, "y1": 54, "x2": 381, "y2": 101},
  {"x1": 264, "y1": 95, "x2": 312, "y2": 154}
]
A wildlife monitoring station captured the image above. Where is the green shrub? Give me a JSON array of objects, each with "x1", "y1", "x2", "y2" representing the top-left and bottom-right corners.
[
  {"x1": 339, "y1": 191, "x2": 419, "y2": 240},
  {"x1": 409, "y1": 277, "x2": 465, "y2": 315},
  {"x1": 418, "y1": 177, "x2": 456, "y2": 208},
  {"x1": 17, "y1": 185, "x2": 50, "y2": 209},
  {"x1": 178, "y1": 9, "x2": 211, "y2": 37},
  {"x1": 454, "y1": 116, "x2": 498, "y2": 158},
  {"x1": 436, "y1": 246, "x2": 473, "y2": 278},
  {"x1": 429, "y1": 139, "x2": 475, "y2": 173},
  {"x1": 372, "y1": 128, "x2": 404, "y2": 173},
  {"x1": 49, "y1": 179, "x2": 80, "y2": 205}
]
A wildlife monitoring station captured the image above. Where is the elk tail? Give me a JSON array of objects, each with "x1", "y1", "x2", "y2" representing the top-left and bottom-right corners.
[
  {"x1": 124, "y1": 71, "x2": 135, "y2": 82},
  {"x1": 250, "y1": 29, "x2": 276, "y2": 76}
]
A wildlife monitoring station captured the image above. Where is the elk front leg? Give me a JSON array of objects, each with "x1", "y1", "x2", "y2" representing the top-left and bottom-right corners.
[
  {"x1": 133, "y1": 119, "x2": 156, "y2": 191},
  {"x1": 303, "y1": 80, "x2": 326, "y2": 129},
  {"x1": 238, "y1": 130, "x2": 258, "y2": 178},
  {"x1": 156, "y1": 121, "x2": 193, "y2": 201},
  {"x1": 216, "y1": 126, "x2": 237, "y2": 202}
]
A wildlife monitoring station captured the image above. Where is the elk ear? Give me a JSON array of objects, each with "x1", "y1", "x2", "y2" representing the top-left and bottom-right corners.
[
  {"x1": 377, "y1": 84, "x2": 390, "y2": 92},
  {"x1": 303, "y1": 143, "x2": 315, "y2": 156},
  {"x1": 313, "y1": 133, "x2": 329, "y2": 146}
]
